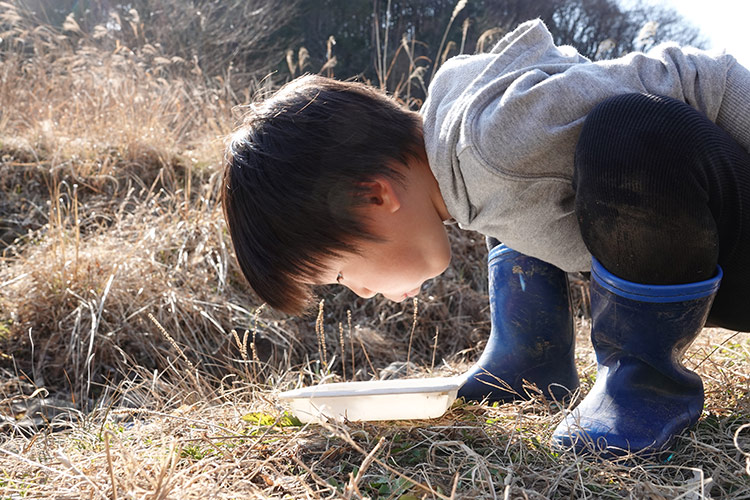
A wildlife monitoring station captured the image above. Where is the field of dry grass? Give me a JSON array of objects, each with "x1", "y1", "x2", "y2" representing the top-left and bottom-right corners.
[{"x1": 1, "y1": 2, "x2": 749, "y2": 499}]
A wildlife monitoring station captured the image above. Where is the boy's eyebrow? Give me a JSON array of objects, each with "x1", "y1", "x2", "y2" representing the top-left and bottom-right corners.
[
  {"x1": 318, "y1": 272, "x2": 341, "y2": 287},
  {"x1": 299, "y1": 267, "x2": 337, "y2": 287},
  {"x1": 318, "y1": 266, "x2": 345, "y2": 287}
]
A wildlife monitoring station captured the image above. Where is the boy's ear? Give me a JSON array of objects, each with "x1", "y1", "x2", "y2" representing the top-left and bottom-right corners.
[{"x1": 356, "y1": 178, "x2": 401, "y2": 213}]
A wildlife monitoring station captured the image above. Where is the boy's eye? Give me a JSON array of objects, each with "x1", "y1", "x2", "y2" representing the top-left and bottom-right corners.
[{"x1": 336, "y1": 272, "x2": 343, "y2": 284}]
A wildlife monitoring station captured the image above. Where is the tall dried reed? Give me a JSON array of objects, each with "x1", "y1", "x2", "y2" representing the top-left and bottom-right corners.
[{"x1": 0, "y1": 3, "x2": 748, "y2": 499}]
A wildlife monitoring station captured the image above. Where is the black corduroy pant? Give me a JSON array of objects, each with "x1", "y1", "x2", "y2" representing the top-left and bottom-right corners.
[{"x1": 573, "y1": 93, "x2": 750, "y2": 332}]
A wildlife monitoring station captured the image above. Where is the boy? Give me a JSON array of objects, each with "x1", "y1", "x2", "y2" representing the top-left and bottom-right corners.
[{"x1": 222, "y1": 19, "x2": 750, "y2": 456}]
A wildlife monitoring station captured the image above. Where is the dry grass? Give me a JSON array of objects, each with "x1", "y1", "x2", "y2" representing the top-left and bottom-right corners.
[
  {"x1": 1, "y1": 328, "x2": 748, "y2": 499},
  {"x1": 1, "y1": 2, "x2": 749, "y2": 499}
]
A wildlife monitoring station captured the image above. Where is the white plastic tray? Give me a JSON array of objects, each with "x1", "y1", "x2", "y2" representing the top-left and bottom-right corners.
[{"x1": 278, "y1": 375, "x2": 466, "y2": 423}]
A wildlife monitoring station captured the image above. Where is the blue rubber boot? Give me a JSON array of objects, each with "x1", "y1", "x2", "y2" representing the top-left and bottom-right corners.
[
  {"x1": 457, "y1": 244, "x2": 579, "y2": 403},
  {"x1": 552, "y1": 257, "x2": 722, "y2": 456}
]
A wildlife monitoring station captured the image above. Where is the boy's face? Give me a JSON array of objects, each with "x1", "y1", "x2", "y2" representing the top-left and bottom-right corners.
[
  {"x1": 322, "y1": 228, "x2": 451, "y2": 302},
  {"x1": 319, "y1": 160, "x2": 452, "y2": 302}
]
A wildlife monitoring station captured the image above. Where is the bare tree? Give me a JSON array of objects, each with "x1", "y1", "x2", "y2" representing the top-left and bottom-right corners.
[
  {"x1": 280, "y1": 0, "x2": 707, "y2": 98},
  {"x1": 546, "y1": 0, "x2": 707, "y2": 60}
]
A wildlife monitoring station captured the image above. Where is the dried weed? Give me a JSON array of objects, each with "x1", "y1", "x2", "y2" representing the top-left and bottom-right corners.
[{"x1": 0, "y1": 4, "x2": 748, "y2": 499}]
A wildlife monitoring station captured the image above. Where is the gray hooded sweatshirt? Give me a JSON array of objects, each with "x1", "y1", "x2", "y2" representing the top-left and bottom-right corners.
[{"x1": 420, "y1": 19, "x2": 750, "y2": 272}]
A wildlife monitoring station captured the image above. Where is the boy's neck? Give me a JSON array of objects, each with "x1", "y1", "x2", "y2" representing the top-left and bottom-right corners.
[{"x1": 406, "y1": 154, "x2": 452, "y2": 223}]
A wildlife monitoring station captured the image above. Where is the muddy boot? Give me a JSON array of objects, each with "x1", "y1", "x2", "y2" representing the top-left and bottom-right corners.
[
  {"x1": 457, "y1": 243, "x2": 579, "y2": 403},
  {"x1": 552, "y1": 257, "x2": 722, "y2": 456}
]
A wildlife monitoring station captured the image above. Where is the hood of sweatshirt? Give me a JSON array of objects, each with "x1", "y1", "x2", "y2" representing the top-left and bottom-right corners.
[{"x1": 420, "y1": 19, "x2": 587, "y2": 228}]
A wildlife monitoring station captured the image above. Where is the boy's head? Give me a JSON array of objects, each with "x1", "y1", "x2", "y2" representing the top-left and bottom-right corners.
[{"x1": 222, "y1": 75, "x2": 431, "y2": 314}]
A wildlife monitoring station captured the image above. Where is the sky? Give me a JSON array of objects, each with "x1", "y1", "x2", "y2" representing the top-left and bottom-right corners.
[{"x1": 655, "y1": 0, "x2": 750, "y2": 68}]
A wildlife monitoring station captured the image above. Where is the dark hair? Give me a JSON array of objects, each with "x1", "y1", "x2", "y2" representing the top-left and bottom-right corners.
[{"x1": 222, "y1": 75, "x2": 425, "y2": 314}]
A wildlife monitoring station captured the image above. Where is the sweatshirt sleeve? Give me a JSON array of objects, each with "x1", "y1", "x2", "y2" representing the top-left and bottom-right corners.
[
  {"x1": 468, "y1": 43, "x2": 743, "y2": 181},
  {"x1": 716, "y1": 60, "x2": 750, "y2": 153}
]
